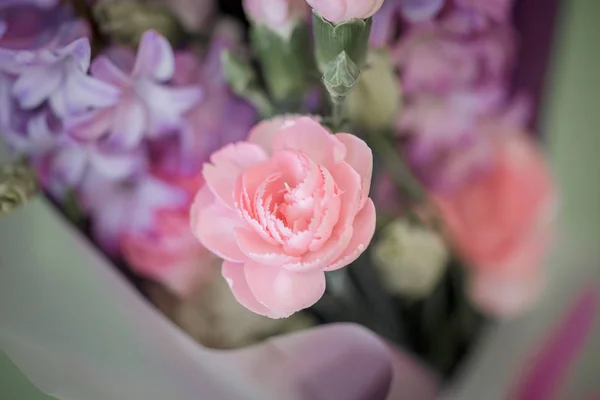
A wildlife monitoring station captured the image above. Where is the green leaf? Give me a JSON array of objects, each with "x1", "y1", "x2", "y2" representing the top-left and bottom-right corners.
[{"x1": 251, "y1": 23, "x2": 316, "y2": 108}]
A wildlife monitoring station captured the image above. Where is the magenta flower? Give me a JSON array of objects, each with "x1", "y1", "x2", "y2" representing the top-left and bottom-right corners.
[
  {"x1": 80, "y1": 171, "x2": 187, "y2": 253},
  {"x1": 66, "y1": 30, "x2": 203, "y2": 150}
]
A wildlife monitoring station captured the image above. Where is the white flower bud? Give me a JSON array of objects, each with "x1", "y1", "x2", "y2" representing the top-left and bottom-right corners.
[{"x1": 372, "y1": 219, "x2": 449, "y2": 299}]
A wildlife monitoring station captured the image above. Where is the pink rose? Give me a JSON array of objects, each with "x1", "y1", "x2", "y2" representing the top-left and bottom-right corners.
[
  {"x1": 243, "y1": 0, "x2": 308, "y2": 37},
  {"x1": 433, "y1": 133, "x2": 556, "y2": 316},
  {"x1": 190, "y1": 116, "x2": 376, "y2": 318},
  {"x1": 307, "y1": 0, "x2": 384, "y2": 23}
]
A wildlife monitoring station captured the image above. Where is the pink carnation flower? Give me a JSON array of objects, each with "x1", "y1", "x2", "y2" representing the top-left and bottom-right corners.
[
  {"x1": 433, "y1": 133, "x2": 556, "y2": 317},
  {"x1": 307, "y1": 0, "x2": 384, "y2": 23},
  {"x1": 190, "y1": 116, "x2": 376, "y2": 318}
]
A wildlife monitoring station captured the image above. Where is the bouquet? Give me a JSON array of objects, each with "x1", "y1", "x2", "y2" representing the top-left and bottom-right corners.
[{"x1": 0, "y1": 0, "x2": 556, "y2": 379}]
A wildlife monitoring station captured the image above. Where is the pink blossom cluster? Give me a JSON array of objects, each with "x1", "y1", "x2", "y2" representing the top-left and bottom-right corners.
[
  {"x1": 0, "y1": 0, "x2": 254, "y2": 297},
  {"x1": 373, "y1": 0, "x2": 556, "y2": 316}
]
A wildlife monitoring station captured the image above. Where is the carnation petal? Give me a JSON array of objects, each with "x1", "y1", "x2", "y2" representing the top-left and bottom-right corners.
[
  {"x1": 273, "y1": 117, "x2": 346, "y2": 168},
  {"x1": 336, "y1": 133, "x2": 373, "y2": 209},
  {"x1": 244, "y1": 261, "x2": 326, "y2": 317},
  {"x1": 247, "y1": 116, "x2": 289, "y2": 154},
  {"x1": 190, "y1": 188, "x2": 247, "y2": 262},
  {"x1": 222, "y1": 260, "x2": 273, "y2": 317},
  {"x1": 325, "y1": 198, "x2": 376, "y2": 271},
  {"x1": 203, "y1": 142, "x2": 268, "y2": 209},
  {"x1": 234, "y1": 227, "x2": 299, "y2": 266}
]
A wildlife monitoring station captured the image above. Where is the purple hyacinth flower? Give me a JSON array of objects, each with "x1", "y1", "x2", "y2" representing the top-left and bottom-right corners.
[
  {"x1": 162, "y1": 37, "x2": 255, "y2": 174},
  {"x1": 66, "y1": 30, "x2": 203, "y2": 150},
  {"x1": 79, "y1": 171, "x2": 187, "y2": 253},
  {"x1": 0, "y1": 17, "x2": 120, "y2": 118}
]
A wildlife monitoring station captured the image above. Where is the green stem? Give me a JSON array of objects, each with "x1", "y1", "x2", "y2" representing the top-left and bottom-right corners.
[
  {"x1": 244, "y1": 87, "x2": 276, "y2": 119},
  {"x1": 369, "y1": 133, "x2": 426, "y2": 204},
  {"x1": 332, "y1": 98, "x2": 344, "y2": 130}
]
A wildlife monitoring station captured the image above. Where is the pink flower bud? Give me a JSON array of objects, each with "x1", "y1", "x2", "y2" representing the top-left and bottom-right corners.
[
  {"x1": 307, "y1": 0, "x2": 385, "y2": 23},
  {"x1": 243, "y1": 0, "x2": 308, "y2": 37}
]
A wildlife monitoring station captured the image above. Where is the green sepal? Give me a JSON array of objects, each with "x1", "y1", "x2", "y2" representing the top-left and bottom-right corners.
[{"x1": 312, "y1": 12, "x2": 372, "y2": 73}]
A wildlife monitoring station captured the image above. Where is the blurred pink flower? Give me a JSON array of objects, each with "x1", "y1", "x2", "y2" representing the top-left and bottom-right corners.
[
  {"x1": 190, "y1": 116, "x2": 376, "y2": 318},
  {"x1": 455, "y1": 0, "x2": 513, "y2": 24},
  {"x1": 307, "y1": 0, "x2": 384, "y2": 23},
  {"x1": 243, "y1": 0, "x2": 308, "y2": 37},
  {"x1": 80, "y1": 171, "x2": 187, "y2": 254},
  {"x1": 433, "y1": 133, "x2": 556, "y2": 316},
  {"x1": 398, "y1": 86, "x2": 503, "y2": 144},
  {"x1": 121, "y1": 206, "x2": 216, "y2": 297},
  {"x1": 394, "y1": 24, "x2": 515, "y2": 94},
  {"x1": 66, "y1": 30, "x2": 202, "y2": 150}
]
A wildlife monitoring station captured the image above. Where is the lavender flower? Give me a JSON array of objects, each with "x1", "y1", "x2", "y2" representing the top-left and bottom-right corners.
[
  {"x1": 0, "y1": 13, "x2": 119, "y2": 118},
  {"x1": 160, "y1": 33, "x2": 255, "y2": 174},
  {"x1": 66, "y1": 30, "x2": 203, "y2": 150}
]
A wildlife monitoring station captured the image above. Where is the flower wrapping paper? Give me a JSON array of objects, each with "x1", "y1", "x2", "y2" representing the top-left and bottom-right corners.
[{"x1": 2, "y1": 0, "x2": 595, "y2": 398}]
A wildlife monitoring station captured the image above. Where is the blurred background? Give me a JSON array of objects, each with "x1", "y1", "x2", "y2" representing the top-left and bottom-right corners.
[{"x1": 1, "y1": 0, "x2": 599, "y2": 398}]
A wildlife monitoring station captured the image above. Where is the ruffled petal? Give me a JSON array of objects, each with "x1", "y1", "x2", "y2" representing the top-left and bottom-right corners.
[
  {"x1": 325, "y1": 198, "x2": 376, "y2": 271},
  {"x1": 273, "y1": 117, "x2": 346, "y2": 169},
  {"x1": 283, "y1": 161, "x2": 362, "y2": 271},
  {"x1": 336, "y1": 133, "x2": 373, "y2": 209},
  {"x1": 203, "y1": 142, "x2": 268, "y2": 209},
  {"x1": 221, "y1": 260, "x2": 273, "y2": 317},
  {"x1": 234, "y1": 227, "x2": 298, "y2": 266},
  {"x1": 247, "y1": 116, "x2": 293, "y2": 155},
  {"x1": 190, "y1": 186, "x2": 247, "y2": 262},
  {"x1": 244, "y1": 261, "x2": 326, "y2": 318},
  {"x1": 132, "y1": 30, "x2": 175, "y2": 81}
]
